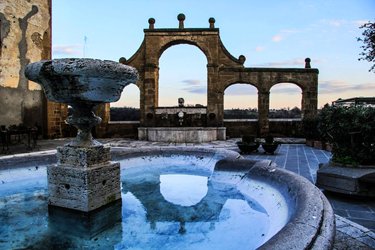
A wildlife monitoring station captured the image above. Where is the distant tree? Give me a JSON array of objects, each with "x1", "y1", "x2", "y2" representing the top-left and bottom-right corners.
[
  {"x1": 110, "y1": 107, "x2": 140, "y2": 121},
  {"x1": 357, "y1": 20, "x2": 375, "y2": 72}
]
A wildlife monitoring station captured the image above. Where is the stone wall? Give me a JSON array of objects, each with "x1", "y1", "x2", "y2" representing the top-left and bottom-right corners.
[
  {"x1": 224, "y1": 119, "x2": 303, "y2": 138},
  {"x1": 0, "y1": 0, "x2": 52, "y2": 136}
]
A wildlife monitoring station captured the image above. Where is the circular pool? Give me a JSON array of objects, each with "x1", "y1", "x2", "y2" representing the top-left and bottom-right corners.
[{"x1": 0, "y1": 147, "x2": 335, "y2": 249}]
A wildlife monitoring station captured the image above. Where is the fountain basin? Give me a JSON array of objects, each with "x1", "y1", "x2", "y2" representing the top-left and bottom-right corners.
[
  {"x1": 0, "y1": 147, "x2": 335, "y2": 249},
  {"x1": 25, "y1": 58, "x2": 138, "y2": 104}
]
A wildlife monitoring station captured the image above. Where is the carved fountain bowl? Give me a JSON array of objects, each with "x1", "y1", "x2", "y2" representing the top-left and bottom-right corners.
[{"x1": 25, "y1": 58, "x2": 138, "y2": 104}]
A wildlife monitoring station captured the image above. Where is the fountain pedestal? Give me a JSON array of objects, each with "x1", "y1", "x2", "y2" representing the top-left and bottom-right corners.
[
  {"x1": 25, "y1": 58, "x2": 138, "y2": 212},
  {"x1": 48, "y1": 145, "x2": 121, "y2": 212}
]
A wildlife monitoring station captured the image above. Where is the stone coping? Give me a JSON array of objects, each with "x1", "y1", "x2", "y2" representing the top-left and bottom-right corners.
[
  {"x1": 215, "y1": 158, "x2": 335, "y2": 249},
  {"x1": 155, "y1": 107, "x2": 207, "y2": 114},
  {"x1": 138, "y1": 127, "x2": 226, "y2": 143},
  {"x1": 139, "y1": 127, "x2": 225, "y2": 131},
  {"x1": 111, "y1": 146, "x2": 241, "y2": 161}
]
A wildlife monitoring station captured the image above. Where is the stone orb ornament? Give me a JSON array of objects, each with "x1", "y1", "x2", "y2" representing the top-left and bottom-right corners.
[{"x1": 25, "y1": 58, "x2": 138, "y2": 147}]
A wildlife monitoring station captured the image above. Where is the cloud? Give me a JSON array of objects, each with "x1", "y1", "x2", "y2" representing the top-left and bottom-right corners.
[
  {"x1": 271, "y1": 86, "x2": 302, "y2": 94},
  {"x1": 180, "y1": 79, "x2": 206, "y2": 94},
  {"x1": 225, "y1": 85, "x2": 257, "y2": 96},
  {"x1": 183, "y1": 86, "x2": 206, "y2": 94},
  {"x1": 318, "y1": 19, "x2": 369, "y2": 28},
  {"x1": 255, "y1": 46, "x2": 265, "y2": 52},
  {"x1": 319, "y1": 80, "x2": 375, "y2": 94},
  {"x1": 353, "y1": 20, "x2": 369, "y2": 27},
  {"x1": 182, "y1": 79, "x2": 201, "y2": 85},
  {"x1": 254, "y1": 58, "x2": 306, "y2": 67},
  {"x1": 272, "y1": 35, "x2": 283, "y2": 42},
  {"x1": 280, "y1": 29, "x2": 299, "y2": 34},
  {"x1": 329, "y1": 19, "x2": 345, "y2": 27},
  {"x1": 53, "y1": 45, "x2": 82, "y2": 56},
  {"x1": 271, "y1": 28, "x2": 300, "y2": 43}
]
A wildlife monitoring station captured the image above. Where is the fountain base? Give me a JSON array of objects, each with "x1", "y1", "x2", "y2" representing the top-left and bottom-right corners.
[
  {"x1": 47, "y1": 145, "x2": 121, "y2": 212},
  {"x1": 138, "y1": 127, "x2": 226, "y2": 143}
]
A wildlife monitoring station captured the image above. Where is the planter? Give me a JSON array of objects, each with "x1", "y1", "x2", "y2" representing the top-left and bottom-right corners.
[
  {"x1": 325, "y1": 142, "x2": 333, "y2": 152},
  {"x1": 305, "y1": 139, "x2": 315, "y2": 147},
  {"x1": 313, "y1": 140, "x2": 325, "y2": 150},
  {"x1": 236, "y1": 141, "x2": 259, "y2": 154},
  {"x1": 317, "y1": 161, "x2": 375, "y2": 197},
  {"x1": 262, "y1": 143, "x2": 279, "y2": 155}
]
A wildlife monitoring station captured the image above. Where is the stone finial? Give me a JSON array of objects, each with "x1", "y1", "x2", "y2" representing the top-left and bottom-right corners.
[
  {"x1": 305, "y1": 58, "x2": 311, "y2": 68},
  {"x1": 119, "y1": 57, "x2": 127, "y2": 64},
  {"x1": 178, "y1": 97, "x2": 185, "y2": 107},
  {"x1": 148, "y1": 18, "x2": 155, "y2": 29},
  {"x1": 209, "y1": 17, "x2": 215, "y2": 29},
  {"x1": 177, "y1": 13, "x2": 185, "y2": 29},
  {"x1": 239, "y1": 55, "x2": 246, "y2": 64}
]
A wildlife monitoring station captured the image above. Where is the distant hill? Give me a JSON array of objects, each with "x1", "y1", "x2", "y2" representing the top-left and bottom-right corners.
[{"x1": 109, "y1": 106, "x2": 301, "y2": 121}]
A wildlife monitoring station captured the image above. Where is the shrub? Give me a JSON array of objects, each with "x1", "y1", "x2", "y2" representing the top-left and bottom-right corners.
[
  {"x1": 318, "y1": 104, "x2": 375, "y2": 165},
  {"x1": 303, "y1": 117, "x2": 320, "y2": 140}
]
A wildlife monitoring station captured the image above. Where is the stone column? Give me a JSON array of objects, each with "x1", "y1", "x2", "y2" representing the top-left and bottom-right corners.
[
  {"x1": 46, "y1": 101, "x2": 68, "y2": 138},
  {"x1": 302, "y1": 89, "x2": 318, "y2": 118},
  {"x1": 95, "y1": 103, "x2": 110, "y2": 137},
  {"x1": 207, "y1": 64, "x2": 221, "y2": 126},
  {"x1": 258, "y1": 91, "x2": 270, "y2": 136},
  {"x1": 142, "y1": 63, "x2": 159, "y2": 127}
]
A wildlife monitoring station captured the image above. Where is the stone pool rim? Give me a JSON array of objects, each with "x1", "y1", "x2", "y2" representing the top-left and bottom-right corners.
[{"x1": 0, "y1": 146, "x2": 335, "y2": 249}]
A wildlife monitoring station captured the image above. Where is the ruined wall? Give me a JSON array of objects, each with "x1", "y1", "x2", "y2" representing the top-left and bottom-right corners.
[{"x1": 0, "y1": 0, "x2": 51, "y2": 131}]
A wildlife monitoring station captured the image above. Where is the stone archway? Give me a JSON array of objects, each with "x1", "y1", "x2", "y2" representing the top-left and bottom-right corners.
[
  {"x1": 99, "y1": 14, "x2": 319, "y2": 139},
  {"x1": 124, "y1": 14, "x2": 245, "y2": 129}
]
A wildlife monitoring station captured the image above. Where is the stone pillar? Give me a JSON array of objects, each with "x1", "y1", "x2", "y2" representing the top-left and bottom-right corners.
[
  {"x1": 46, "y1": 101, "x2": 68, "y2": 138},
  {"x1": 48, "y1": 145, "x2": 121, "y2": 212},
  {"x1": 258, "y1": 91, "x2": 270, "y2": 136},
  {"x1": 302, "y1": 89, "x2": 318, "y2": 118},
  {"x1": 142, "y1": 63, "x2": 159, "y2": 126},
  {"x1": 207, "y1": 64, "x2": 222, "y2": 126},
  {"x1": 95, "y1": 103, "x2": 109, "y2": 138}
]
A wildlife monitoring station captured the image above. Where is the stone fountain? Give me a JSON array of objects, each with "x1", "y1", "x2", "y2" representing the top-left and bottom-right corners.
[{"x1": 25, "y1": 58, "x2": 138, "y2": 212}]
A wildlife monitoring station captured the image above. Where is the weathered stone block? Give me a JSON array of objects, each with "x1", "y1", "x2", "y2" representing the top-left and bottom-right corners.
[
  {"x1": 57, "y1": 145, "x2": 111, "y2": 168},
  {"x1": 47, "y1": 161, "x2": 121, "y2": 212}
]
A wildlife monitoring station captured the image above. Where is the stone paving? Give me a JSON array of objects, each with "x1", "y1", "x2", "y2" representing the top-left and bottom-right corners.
[{"x1": 1, "y1": 137, "x2": 375, "y2": 249}]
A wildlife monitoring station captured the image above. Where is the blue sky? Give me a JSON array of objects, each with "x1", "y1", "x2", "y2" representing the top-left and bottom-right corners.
[{"x1": 52, "y1": 0, "x2": 375, "y2": 109}]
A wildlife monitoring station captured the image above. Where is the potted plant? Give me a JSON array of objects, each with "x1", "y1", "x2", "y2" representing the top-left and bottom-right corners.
[
  {"x1": 261, "y1": 135, "x2": 279, "y2": 154},
  {"x1": 236, "y1": 135, "x2": 260, "y2": 154}
]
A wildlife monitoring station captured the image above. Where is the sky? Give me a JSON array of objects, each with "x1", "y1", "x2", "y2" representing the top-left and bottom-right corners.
[{"x1": 52, "y1": 0, "x2": 375, "y2": 109}]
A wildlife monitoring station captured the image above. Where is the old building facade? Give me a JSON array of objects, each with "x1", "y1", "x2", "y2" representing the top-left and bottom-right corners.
[{"x1": 0, "y1": 0, "x2": 68, "y2": 138}]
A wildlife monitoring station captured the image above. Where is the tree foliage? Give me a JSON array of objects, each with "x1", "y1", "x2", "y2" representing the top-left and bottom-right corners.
[
  {"x1": 358, "y1": 20, "x2": 375, "y2": 72},
  {"x1": 318, "y1": 104, "x2": 375, "y2": 165}
]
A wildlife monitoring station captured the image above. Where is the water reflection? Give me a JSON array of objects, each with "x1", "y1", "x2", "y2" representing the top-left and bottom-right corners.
[
  {"x1": 120, "y1": 170, "x2": 270, "y2": 249},
  {"x1": 160, "y1": 174, "x2": 208, "y2": 206}
]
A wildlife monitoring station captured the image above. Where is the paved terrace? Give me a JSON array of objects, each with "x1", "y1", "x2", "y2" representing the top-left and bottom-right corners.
[{"x1": 1, "y1": 138, "x2": 374, "y2": 249}]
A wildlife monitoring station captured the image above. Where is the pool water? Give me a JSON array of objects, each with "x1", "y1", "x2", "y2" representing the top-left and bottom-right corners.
[{"x1": 0, "y1": 154, "x2": 288, "y2": 249}]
